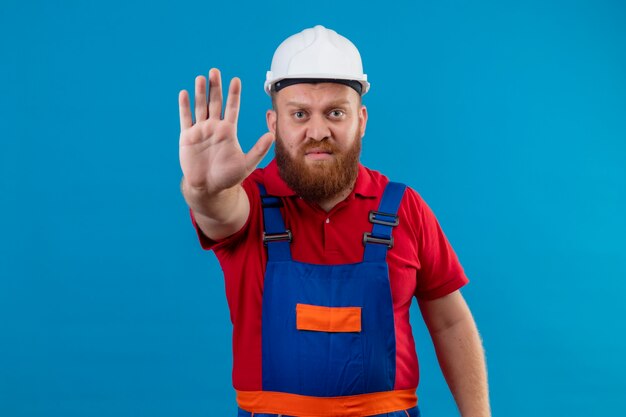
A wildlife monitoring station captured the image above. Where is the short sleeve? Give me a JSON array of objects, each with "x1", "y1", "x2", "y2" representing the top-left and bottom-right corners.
[{"x1": 410, "y1": 190, "x2": 469, "y2": 300}]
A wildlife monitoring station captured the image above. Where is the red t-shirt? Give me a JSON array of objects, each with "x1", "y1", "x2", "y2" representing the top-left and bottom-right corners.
[{"x1": 190, "y1": 159, "x2": 468, "y2": 392}]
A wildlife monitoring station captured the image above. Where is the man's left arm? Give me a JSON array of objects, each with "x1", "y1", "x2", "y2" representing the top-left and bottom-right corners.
[{"x1": 418, "y1": 290, "x2": 491, "y2": 417}]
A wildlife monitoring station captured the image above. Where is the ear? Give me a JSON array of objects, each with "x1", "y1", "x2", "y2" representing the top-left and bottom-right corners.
[
  {"x1": 359, "y1": 105, "x2": 368, "y2": 138},
  {"x1": 266, "y1": 109, "x2": 277, "y2": 134}
]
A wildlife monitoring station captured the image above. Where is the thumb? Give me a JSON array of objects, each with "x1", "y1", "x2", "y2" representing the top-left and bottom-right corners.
[{"x1": 245, "y1": 132, "x2": 275, "y2": 173}]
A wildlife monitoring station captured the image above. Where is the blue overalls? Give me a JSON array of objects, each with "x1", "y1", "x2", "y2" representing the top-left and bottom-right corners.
[{"x1": 237, "y1": 182, "x2": 420, "y2": 417}]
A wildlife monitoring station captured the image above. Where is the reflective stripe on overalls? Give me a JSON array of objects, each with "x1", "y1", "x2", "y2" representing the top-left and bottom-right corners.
[{"x1": 237, "y1": 181, "x2": 418, "y2": 417}]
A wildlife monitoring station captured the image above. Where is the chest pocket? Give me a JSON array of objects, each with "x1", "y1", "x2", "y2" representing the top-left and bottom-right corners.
[{"x1": 296, "y1": 303, "x2": 362, "y2": 333}]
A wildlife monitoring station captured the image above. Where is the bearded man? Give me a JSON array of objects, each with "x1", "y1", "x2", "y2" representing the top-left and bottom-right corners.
[{"x1": 178, "y1": 25, "x2": 490, "y2": 417}]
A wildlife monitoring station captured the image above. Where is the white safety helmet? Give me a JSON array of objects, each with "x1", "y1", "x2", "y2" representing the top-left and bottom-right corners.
[{"x1": 264, "y1": 25, "x2": 370, "y2": 96}]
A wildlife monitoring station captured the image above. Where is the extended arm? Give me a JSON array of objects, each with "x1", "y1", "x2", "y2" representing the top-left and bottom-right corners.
[
  {"x1": 178, "y1": 69, "x2": 274, "y2": 240},
  {"x1": 418, "y1": 290, "x2": 491, "y2": 417}
]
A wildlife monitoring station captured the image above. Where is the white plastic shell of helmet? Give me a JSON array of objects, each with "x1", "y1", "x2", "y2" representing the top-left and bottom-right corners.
[{"x1": 264, "y1": 25, "x2": 370, "y2": 96}]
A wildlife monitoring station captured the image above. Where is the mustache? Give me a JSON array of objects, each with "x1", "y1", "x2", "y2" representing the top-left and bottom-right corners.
[{"x1": 301, "y1": 140, "x2": 337, "y2": 153}]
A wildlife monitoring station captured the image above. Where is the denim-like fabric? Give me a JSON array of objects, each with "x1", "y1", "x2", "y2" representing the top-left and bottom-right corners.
[{"x1": 237, "y1": 405, "x2": 420, "y2": 417}]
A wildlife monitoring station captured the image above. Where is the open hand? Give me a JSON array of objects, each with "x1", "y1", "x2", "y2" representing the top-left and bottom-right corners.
[{"x1": 178, "y1": 69, "x2": 274, "y2": 195}]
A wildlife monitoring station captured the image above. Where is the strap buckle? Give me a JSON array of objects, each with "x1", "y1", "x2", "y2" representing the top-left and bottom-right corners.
[
  {"x1": 369, "y1": 210, "x2": 399, "y2": 227},
  {"x1": 362, "y1": 232, "x2": 394, "y2": 248},
  {"x1": 263, "y1": 230, "x2": 292, "y2": 245},
  {"x1": 261, "y1": 195, "x2": 283, "y2": 208}
]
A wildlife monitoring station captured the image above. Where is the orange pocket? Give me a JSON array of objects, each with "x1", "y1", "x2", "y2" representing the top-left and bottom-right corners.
[{"x1": 296, "y1": 303, "x2": 362, "y2": 333}]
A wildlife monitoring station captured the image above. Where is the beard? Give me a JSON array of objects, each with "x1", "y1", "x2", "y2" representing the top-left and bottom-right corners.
[{"x1": 275, "y1": 127, "x2": 362, "y2": 203}]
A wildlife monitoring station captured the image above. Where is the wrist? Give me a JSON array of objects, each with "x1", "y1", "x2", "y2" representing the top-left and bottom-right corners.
[
  {"x1": 181, "y1": 177, "x2": 212, "y2": 213},
  {"x1": 181, "y1": 176, "x2": 207, "y2": 194},
  {"x1": 180, "y1": 177, "x2": 241, "y2": 219}
]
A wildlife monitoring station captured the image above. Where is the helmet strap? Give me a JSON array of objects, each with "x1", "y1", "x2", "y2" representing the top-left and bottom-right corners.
[{"x1": 273, "y1": 78, "x2": 363, "y2": 96}]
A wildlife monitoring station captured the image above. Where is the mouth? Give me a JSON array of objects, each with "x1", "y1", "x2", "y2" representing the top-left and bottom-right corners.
[{"x1": 304, "y1": 148, "x2": 334, "y2": 160}]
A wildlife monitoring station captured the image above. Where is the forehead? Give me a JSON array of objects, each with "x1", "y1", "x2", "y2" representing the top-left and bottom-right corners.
[{"x1": 274, "y1": 82, "x2": 360, "y2": 108}]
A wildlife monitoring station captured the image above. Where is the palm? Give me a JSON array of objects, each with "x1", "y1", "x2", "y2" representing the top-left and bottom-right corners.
[
  {"x1": 179, "y1": 116, "x2": 246, "y2": 192},
  {"x1": 178, "y1": 69, "x2": 274, "y2": 195}
]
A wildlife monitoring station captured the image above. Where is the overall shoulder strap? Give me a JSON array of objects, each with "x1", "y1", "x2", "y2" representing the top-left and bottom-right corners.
[
  {"x1": 257, "y1": 183, "x2": 292, "y2": 262},
  {"x1": 363, "y1": 181, "x2": 407, "y2": 262}
]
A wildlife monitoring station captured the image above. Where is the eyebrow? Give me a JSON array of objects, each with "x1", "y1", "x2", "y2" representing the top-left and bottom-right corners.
[{"x1": 284, "y1": 99, "x2": 351, "y2": 108}]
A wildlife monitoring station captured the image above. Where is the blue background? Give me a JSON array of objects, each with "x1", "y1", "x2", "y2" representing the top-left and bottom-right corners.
[{"x1": 1, "y1": 0, "x2": 625, "y2": 416}]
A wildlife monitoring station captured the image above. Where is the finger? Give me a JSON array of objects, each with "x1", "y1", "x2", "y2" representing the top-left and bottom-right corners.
[
  {"x1": 245, "y1": 132, "x2": 275, "y2": 173},
  {"x1": 194, "y1": 75, "x2": 207, "y2": 122},
  {"x1": 178, "y1": 90, "x2": 192, "y2": 130},
  {"x1": 208, "y1": 68, "x2": 223, "y2": 120},
  {"x1": 224, "y1": 77, "x2": 241, "y2": 124}
]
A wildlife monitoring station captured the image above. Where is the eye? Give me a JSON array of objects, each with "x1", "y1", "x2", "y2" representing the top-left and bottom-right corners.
[
  {"x1": 293, "y1": 111, "x2": 306, "y2": 119},
  {"x1": 329, "y1": 110, "x2": 345, "y2": 118}
]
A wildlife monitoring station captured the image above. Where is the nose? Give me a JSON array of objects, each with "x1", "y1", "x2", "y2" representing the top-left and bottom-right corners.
[{"x1": 305, "y1": 114, "x2": 331, "y2": 142}]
